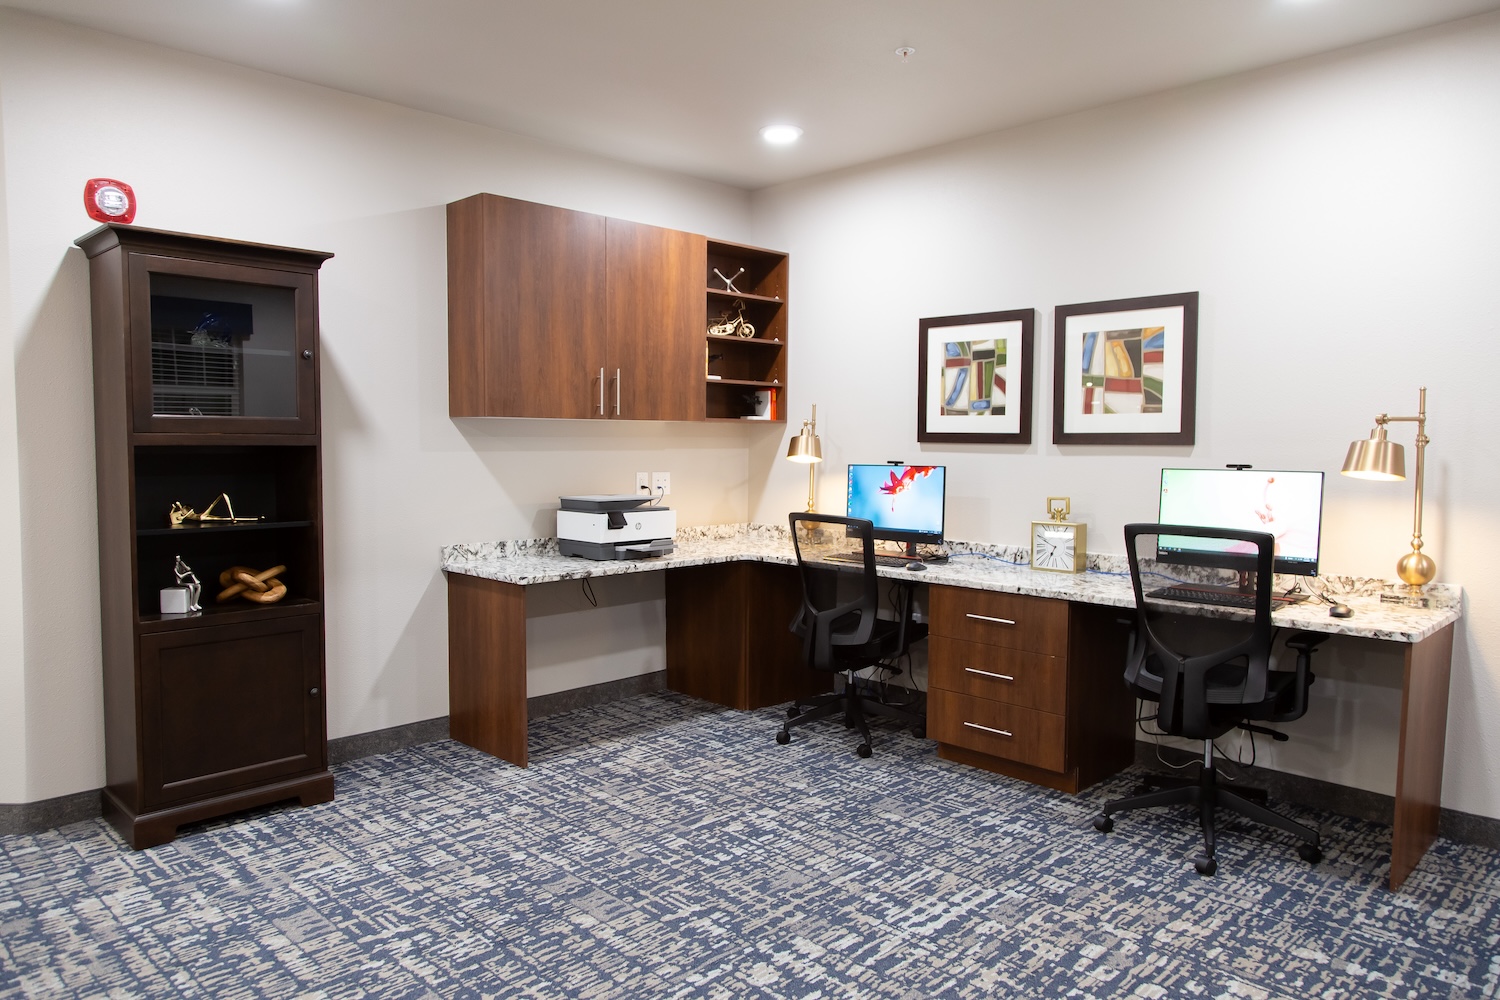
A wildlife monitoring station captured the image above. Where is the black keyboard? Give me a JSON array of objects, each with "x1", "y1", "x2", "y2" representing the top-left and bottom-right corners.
[{"x1": 1147, "y1": 585, "x2": 1303, "y2": 609}]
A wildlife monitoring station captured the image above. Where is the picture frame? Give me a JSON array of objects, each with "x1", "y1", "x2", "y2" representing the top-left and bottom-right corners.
[
  {"x1": 917, "y1": 308, "x2": 1035, "y2": 444},
  {"x1": 1051, "y1": 291, "x2": 1199, "y2": 446}
]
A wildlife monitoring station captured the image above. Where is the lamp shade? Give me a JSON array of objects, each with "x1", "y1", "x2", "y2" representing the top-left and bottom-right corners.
[
  {"x1": 1342, "y1": 431, "x2": 1405, "y2": 481},
  {"x1": 786, "y1": 425, "x2": 822, "y2": 463}
]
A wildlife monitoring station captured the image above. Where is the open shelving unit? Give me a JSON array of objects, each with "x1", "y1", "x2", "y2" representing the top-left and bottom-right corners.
[{"x1": 704, "y1": 240, "x2": 789, "y2": 422}]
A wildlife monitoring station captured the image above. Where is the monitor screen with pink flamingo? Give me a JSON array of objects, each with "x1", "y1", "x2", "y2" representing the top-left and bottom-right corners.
[{"x1": 1157, "y1": 468, "x2": 1324, "y2": 576}]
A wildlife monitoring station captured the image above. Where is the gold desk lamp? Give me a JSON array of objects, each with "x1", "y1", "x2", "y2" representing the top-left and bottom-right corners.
[
  {"x1": 1341, "y1": 386, "x2": 1433, "y2": 590},
  {"x1": 785, "y1": 404, "x2": 823, "y2": 512}
]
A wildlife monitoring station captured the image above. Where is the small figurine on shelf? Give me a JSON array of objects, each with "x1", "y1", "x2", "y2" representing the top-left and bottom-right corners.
[
  {"x1": 713, "y1": 266, "x2": 745, "y2": 293},
  {"x1": 174, "y1": 555, "x2": 203, "y2": 612},
  {"x1": 216, "y1": 564, "x2": 288, "y2": 605},
  {"x1": 708, "y1": 299, "x2": 755, "y2": 339}
]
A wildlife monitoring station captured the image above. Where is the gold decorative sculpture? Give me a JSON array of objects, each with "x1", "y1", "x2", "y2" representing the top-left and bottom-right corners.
[{"x1": 169, "y1": 493, "x2": 265, "y2": 526}]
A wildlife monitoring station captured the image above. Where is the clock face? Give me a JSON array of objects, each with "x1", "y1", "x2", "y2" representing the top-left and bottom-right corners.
[{"x1": 1032, "y1": 524, "x2": 1077, "y2": 572}]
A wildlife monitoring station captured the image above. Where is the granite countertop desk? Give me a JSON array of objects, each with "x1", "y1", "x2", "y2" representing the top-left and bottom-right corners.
[
  {"x1": 442, "y1": 522, "x2": 1462, "y2": 891},
  {"x1": 441, "y1": 522, "x2": 1461, "y2": 643}
]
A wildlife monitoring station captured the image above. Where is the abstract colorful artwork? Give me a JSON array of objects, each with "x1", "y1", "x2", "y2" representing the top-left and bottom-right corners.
[
  {"x1": 1053, "y1": 292, "x2": 1198, "y2": 446},
  {"x1": 1078, "y1": 326, "x2": 1165, "y2": 414},
  {"x1": 919, "y1": 309, "x2": 1035, "y2": 444},
  {"x1": 941, "y1": 337, "x2": 1009, "y2": 415}
]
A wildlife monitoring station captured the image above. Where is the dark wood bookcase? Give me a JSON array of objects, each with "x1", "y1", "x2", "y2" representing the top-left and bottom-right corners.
[{"x1": 75, "y1": 224, "x2": 335, "y2": 849}]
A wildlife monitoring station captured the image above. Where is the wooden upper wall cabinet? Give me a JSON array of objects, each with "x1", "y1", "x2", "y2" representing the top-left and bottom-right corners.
[{"x1": 448, "y1": 193, "x2": 706, "y2": 421}]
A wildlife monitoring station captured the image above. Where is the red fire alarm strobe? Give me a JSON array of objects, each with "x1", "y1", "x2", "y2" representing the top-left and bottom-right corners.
[{"x1": 84, "y1": 178, "x2": 136, "y2": 224}]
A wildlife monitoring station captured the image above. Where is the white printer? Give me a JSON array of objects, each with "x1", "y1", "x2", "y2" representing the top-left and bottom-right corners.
[{"x1": 556, "y1": 495, "x2": 676, "y2": 560}]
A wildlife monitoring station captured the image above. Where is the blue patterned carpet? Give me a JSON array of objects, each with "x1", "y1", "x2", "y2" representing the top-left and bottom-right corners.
[{"x1": 2, "y1": 692, "x2": 1498, "y2": 998}]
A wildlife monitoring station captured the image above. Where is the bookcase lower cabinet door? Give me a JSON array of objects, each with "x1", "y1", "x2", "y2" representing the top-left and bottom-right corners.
[{"x1": 110, "y1": 615, "x2": 332, "y2": 849}]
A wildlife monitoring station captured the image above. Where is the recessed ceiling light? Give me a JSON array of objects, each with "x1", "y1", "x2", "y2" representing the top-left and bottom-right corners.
[{"x1": 760, "y1": 124, "x2": 803, "y2": 146}]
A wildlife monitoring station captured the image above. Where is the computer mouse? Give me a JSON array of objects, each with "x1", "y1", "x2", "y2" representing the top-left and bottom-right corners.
[
  {"x1": 1329, "y1": 603, "x2": 1353, "y2": 619},
  {"x1": 905, "y1": 561, "x2": 927, "y2": 572}
]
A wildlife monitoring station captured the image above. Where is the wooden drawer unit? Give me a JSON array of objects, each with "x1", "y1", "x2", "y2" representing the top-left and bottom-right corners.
[
  {"x1": 927, "y1": 585, "x2": 1133, "y2": 793},
  {"x1": 929, "y1": 689, "x2": 1066, "y2": 772}
]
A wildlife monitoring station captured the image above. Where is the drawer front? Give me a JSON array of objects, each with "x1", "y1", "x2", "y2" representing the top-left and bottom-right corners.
[
  {"x1": 928, "y1": 586, "x2": 1069, "y2": 655},
  {"x1": 928, "y1": 635, "x2": 1066, "y2": 714},
  {"x1": 929, "y1": 688, "x2": 1066, "y2": 772}
]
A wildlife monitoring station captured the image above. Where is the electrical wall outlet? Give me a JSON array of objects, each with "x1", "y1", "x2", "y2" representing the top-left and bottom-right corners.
[
  {"x1": 636, "y1": 472, "x2": 650, "y2": 494},
  {"x1": 652, "y1": 472, "x2": 671, "y2": 496}
]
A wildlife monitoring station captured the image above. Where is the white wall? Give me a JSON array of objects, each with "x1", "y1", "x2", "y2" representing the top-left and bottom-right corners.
[
  {"x1": 0, "y1": 10, "x2": 779, "y2": 802},
  {"x1": 751, "y1": 15, "x2": 1500, "y2": 818}
]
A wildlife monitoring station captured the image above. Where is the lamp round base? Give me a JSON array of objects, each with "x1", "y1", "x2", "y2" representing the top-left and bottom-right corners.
[{"x1": 1396, "y1": 550, "x2": 1436, "y2": 588}]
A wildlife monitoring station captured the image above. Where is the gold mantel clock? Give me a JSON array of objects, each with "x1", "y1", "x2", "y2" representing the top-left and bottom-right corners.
[{"x1": 1031, "y1": 496, "x2": 1086, "y2": 574}]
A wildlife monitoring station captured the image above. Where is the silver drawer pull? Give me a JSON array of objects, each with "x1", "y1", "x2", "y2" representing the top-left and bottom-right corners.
[
  {"x1": 965, "y1": 667, "x2": 1015, "y2": 681},
  {"x1": 965, "y1": 613, "x2": 1017, "y2": 626},
  {"x1": 963, "y1": 721, "x2": 1013, "y2": 737}
]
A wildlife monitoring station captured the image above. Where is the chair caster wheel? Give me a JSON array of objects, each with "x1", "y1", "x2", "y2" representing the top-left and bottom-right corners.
[
  {"x1": 1194, "y1": 856, "x2": 1217, "y2": 876},
  {"x1": 775, "y1": 729, "x2": 790, "y2": 745},
  {"x1": 1093, "y1": 815, "x2": 1114, "y2": 834},
  {"x1": 856, "y1": 743, "x2": 872, "y2": 758},
  {"x1": 786, "y1": 706, "x2": 801, "y2": 719},
  {"x1": 1298, "y1": 843, "x2": 1323, "y2": 864},
  {"x1": 913, "y1": 725, "x2": 926, "y2": 739}
]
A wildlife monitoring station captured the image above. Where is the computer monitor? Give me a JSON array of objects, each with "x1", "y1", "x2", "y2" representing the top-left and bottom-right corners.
[
  {"x1": 1157, "y1": 467, "x2": 1324, "y2": 577},
  {"x1": 846, "y1": 464, "x2": 946, "y2": 554}
]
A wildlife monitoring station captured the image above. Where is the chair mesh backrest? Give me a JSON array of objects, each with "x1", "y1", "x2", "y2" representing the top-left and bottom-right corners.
[
  {"x1": 1123, "y1": 522, "x2": 1279, "y2": 739},
  {"x1": 788, "y1": 513, "x2": 881, "y2": 669}
]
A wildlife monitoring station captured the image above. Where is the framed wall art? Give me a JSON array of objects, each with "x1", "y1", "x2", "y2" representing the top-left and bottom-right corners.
[
  {"x1": 1051, "y1": 291, "x2": 1199, "y2": 446},
  {"x1": 917, "y1": 308, "x2": 1035, "y2": 444}
]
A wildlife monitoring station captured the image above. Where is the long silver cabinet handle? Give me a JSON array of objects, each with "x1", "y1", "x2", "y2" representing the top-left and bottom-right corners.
[
  {"x1": 965, "y1": 613, "x2": 1017, "y2": 626},
  {"x1": 964, "y1": 667, "x2": 1015, "y2": 681},
  {"x1": 614, "y1": 368, "x2": 621, "y2": 415},
  {"x1": 598, "y1": 367, "x2": 605, "y2": 415},
  {"x1": 963, "y1": 721, "x2": 1013, "y2": 737}
]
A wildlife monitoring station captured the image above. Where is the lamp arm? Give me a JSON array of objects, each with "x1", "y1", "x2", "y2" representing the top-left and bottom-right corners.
[{"x1": 1374, "y1": 387, "x2": 1429, "y2": 549}]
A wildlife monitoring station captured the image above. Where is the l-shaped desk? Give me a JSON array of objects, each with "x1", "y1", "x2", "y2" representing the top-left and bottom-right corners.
[{"x1": 442, "y1": 524, "x2": 1462, "y2": 891}]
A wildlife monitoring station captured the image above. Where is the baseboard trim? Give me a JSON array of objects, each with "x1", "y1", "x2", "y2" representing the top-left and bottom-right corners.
[{"x1": 0, "y1": 789, "x2": 102, "y2": 836}]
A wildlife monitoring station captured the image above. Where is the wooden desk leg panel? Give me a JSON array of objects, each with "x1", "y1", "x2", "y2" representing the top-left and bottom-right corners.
[
  {"x1": 1390, "y1": 622, "x2": 1455, "y2": 891},
  {"x1": 447, "y1": 574, "x2": 528, "y2": 767}
]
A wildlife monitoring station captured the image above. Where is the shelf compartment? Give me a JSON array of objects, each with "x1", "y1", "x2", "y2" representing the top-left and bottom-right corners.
[
  {"x1": 706, "y1": 342, "x2": 785, "y2": 384},
  {"x1": 706, "y1": 382, "x2": 781, "y2": 421},
  {"x1": 138, "y1": 596, "x2": 321, "y2": 633}
]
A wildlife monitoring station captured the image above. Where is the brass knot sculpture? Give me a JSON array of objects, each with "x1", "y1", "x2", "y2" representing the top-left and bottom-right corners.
[{"x1": 216, "y1": 564, "x2": 288, "y2": 604}]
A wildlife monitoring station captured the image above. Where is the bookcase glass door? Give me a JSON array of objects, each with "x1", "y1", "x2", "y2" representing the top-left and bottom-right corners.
[
  {"x1": 128, "y1": 253, "x2": 318, "y2": 435},
  {"x1": 149, "y1": 273, "x2": 298, "y2": 419}
]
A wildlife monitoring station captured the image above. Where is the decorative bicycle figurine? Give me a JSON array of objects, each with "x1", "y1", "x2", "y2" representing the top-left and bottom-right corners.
[{"x1": 707, "y1": 299, "x2": 756, "y2": 339}]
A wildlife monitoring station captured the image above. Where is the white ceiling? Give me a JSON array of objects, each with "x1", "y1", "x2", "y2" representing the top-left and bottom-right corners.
[{"x1": 9, "y1": 0, "x2": 1500, "y2": 190}]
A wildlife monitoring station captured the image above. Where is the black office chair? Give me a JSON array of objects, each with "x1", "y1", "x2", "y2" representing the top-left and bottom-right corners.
[
  {"x1": 1093, "y1": 523, "x2": 1329, "y2": 876},
  {"x1": 777, "y1": 513, "x2": 927, "y2": 757}
]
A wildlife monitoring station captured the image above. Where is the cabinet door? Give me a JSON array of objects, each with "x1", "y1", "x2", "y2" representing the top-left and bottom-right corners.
[
  {"x1": 606, "y1": 220, "x2": 705, "y2": 421},
  {"x1": 128, "y1": 253, "x2": 320, "y2": 435},
  {"x1": 138, "y1": 615, "x2": 326, "y2": 808},
  {"x1": 448, "y1": 195, "x2": 608, "y2": 418}
]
